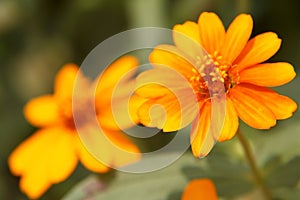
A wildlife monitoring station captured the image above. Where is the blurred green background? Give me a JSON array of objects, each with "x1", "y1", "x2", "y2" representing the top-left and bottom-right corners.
[{"x1": 1, "y1": 0, "x2": 300, "y2": 199}]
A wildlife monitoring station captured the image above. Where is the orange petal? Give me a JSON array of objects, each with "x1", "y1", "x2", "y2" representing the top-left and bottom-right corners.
[
  {"x1": 218, "y1": 97, "x2": 239, "y2": 142},
  {"x1": 198, "y1": 12, "x2": 226, "y2": 55},
  {"x1": 54, "y1": 63, "x2": 79, "y2": 100},
  {"x1": 135, "y1": 83, "x2": 170, "y2": 98},
  {"x1": 173, "y1": 21, "x2": 203, "y2": 60},
  {"x1": 149, "y1": 45, "x2": 197, "y2": 77},
  {"x1": 221, "y1": 14, "x2": 253, "y2": 63},
  {"x1": 136, "y1": 60, "x2": 199, "y2": 132},
  {"x1": 75, "y1": 135, "x2": 109, "y2": 173},
  {"x1": 238, "y1": 62, "x2": 296, "y2": 87},
  {"x1": 95, "y1": 55, "x2": 138, "y2": 95},
  {"x1": 8, "y1": 127, "x2": 78, "y2": 199},
  {"x1": 182, "y1": 179, "x2": 218, "y2": 200},
  {"x1": 234, "y1": 84, "x2": 297, "y2": 120},
  {"x1": 98, "y1": 94, "x2": 145, "y2": 130},
  {"x1": 191, "y1": 101, "x2": 216, "y2": 158},
  {"x1": 78, "y1": 124, "x2": 140, "y2": 168},
  {"x1": 234, "y1": 32, "x2": 281, "y2": 70},
  {"x1": 136, "y1": 64, "x2": 195, "y2": 97},
  {"x1": 19, "y1": 173, "x2": 51, "y2": 199},
  {"x1": 126, "y1": 94, "x2": 147, "y2": 126},
  {"x1": 229, "y1": 85, "x2": 276, "y2": 129},
  {"x1": 173, "y1": 21, "x2": 200, "y2": 44},
  {"x1": 24, "y1": 95, "x2": 60, "y2": 127},
  {"x1": 138, "y1": 87, "x2": 198, "y2": 132}
]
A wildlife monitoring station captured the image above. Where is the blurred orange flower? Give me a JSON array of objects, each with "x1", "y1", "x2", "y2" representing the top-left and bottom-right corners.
[
  {"x1": 8, "y1": 56, "x2": 141, "y2": 199},
  {"x1": 181, "y1": 179, "x2": 218, "y2": 200},
  {"x1": 136, "y1": 12, "x2": 297, "y2": 157}
]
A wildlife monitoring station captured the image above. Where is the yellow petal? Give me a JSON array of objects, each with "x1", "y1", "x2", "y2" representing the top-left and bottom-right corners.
[
  {"x1": 8, "y1": 127, "x2": 78, "y2": 199},
  {"x1": 135, "y1": 83, "x2": 170, "y2": 98},
  {"x1": 229, "y1": 85, "x2": 276, "y2": 129},
  {"x1": 95, "y1": 55, "x2": 138, "y2": 96},
  {"x1": 78, "y1": 124, "x2": 140, "y2": 168},
  {"x1": 24, "y1": 95, "x2": 60, "y2": 127},
  {"x1": 221, "y1": 14, "x2": 253, "y2": 63},
  {"x1": 238, "y1": 62, "x2": 296, "y2": 87},
  {"x1": 138, "y1": 87, "x2": 198, "y2": 132},
  {"x1": 136, "y1": 64, "x2": 195, "y2": 97},
  {"x1": 95, "y1": 58, "x2": 142, "y2": 130},
  {"x1": 190, "y1": 101, "x2": 216, "y2": 158},
  {"x1": 149, "y1": 44, "x2": 197, "y2": 77},
  {"x1": 19, "y1": 174, "x2": 51, "y2": 199},
  {"x1": 174, "y1": 21, "x2": 200, "y2": 44},
  {"x1": 136, "y1": 62, "x2": 199, "y2": 132},
  {"x1": 234, "y1": 84, "x2": 297, "y2": 120},
  {"x1": 173, "y1": 21, "x2": 203, "y2": 60},
  {"x1": 218, "y1": 97, "x2": 239, "y2": 142},
  {"x1": 76, "y1": 135, "x2": 109, "y2": 173},
  {"x1": 94, "y1": 58, "x2": 143, "y2": 131},
  {"x1": 54, "y1": 63, "x2": 79, "y2": 100},
  {"x1": 128, "y1": 94, "x2": 147, "y2": 124},
  {"x1": 182, "y1": 179, "x2": 218, "y2": 200},
  {"x1": 234, "y1": 32, "x2": 282, "y2": 70},
  {"x1": 198, "y1": 12, "x2": 226, "y2": 54},
  {"x1": 98, "y1": 94, "x2": 145, "y2": 130}
]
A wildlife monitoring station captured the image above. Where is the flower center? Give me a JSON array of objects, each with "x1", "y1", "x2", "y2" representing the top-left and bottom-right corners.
[
  {"x1": 188, "y1": 51, "x2": 234, "y2": 100},
  {"x1": 58, "y1": 96, "x2": 97, "y2": 130}
]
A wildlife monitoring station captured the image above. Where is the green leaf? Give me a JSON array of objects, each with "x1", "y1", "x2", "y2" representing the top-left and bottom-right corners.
[
  {"x1": 63, "y1": 153, "x2": 197, "y2": 200},
  {"x1": 182, "y1": 154, "x2": 254, "y2": 197},
  {"x1": 272, "y1": 187, "x2": 300, "y2": 200},
  {"x1": 266, "y1": 156, "x2": 300, "y2": 188},
  {"x1": 63, "y1": 151, "x2": 254, "y2": 200}
]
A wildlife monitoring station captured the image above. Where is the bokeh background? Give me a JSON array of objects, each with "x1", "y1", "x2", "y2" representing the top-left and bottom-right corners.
[{"x1": 1, "y1": 0, "x2": 300, "y2": 199}]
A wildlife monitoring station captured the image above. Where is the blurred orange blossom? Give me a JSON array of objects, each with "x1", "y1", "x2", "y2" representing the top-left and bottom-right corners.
[
  {"x1": 181, "y1": 179, "x2": 218, "y2": 200},
  {"x1": 8, "y1": 56, "x2": 141, "y2": 199},
  {"x1": 135, "y1": 12, "x2": 297, "y2": 157}
]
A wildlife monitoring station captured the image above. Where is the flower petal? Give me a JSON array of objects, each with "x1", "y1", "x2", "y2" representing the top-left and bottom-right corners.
[
  {"x1": 234, "y1": 32, "x2": 282, "y2": 70},
  {"x1": 138, "y1": 87, "x2": 198, "y2": 132},
  {"x1": 221, "y1": 14, "x2": 253, "y2": 63},
  {"x1": 238, "y1": 62, "x2": 296, "y2": 87},
  {"x1": 174, "y1": 21, "x2": 200, "y2": 44},
  {"x1": 149, "y1": 44, "x2": 197, "y2": 77},
  {"x1": 96, "y1": 55, "x2": 138, "y2": 96},
  {"x1": 76, "y1": 135, "x2": 109, "y2": 173},
  {"x1": 229, "y1": 85, "x2": 276, "y2": 129},
  {"x1": 218, "y1": 97, "x2": 239, "y2": 142},
  {"x1": 191, "y1": 101, "x2": 216, "y2": 158},
  {"x1": 182, "y1": 179, "x2": 218, "y2": 200},
  {"x1": 8, "y1": 127, "x2": 78, "y2": 199},
  {"x1": 136, "y1": 63, "x2": 195, "y2": 97},
  {"x1": 98, "y1": 94, "x2": 145, "y2": 130},
  {"x1": 234, "y1": 84, "x2": 297, "y2": 120},
  {"x1": 24, "y1": 95, "x2": 60, "y2": 127},
  {"x1": 54, "y1": 64, "x2": 79, "y2": 100},
  {"x1": 78, "y1": 124, "x2": 140, "y2": 168},
  {"x1": 198, "y1": 12, "x2": 226, "y2": 55},
  {"x1": 173, "y1": 21, "x2": 203, "y2": 60}
]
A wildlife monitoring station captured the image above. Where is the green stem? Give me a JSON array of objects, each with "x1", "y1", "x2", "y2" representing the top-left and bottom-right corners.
[{"x1": 236, "y1": 130, "x2": 272, "y2": 200}]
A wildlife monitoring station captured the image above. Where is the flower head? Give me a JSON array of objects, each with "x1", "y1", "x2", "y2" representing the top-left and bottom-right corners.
[
  {"x1": 9, "y1": 56, "x2": 140, "y2": 199},
  {"x1": 136, "y1": 12, "x2": 297, "y2": 157},
  {"x1": 181, "y1": 179, "x2": 218, "y2": 200}
]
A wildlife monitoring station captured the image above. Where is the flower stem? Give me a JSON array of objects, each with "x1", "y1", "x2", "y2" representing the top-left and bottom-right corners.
[{"x1": 236, "y1": 130, "x2": 272, "y2": 200}]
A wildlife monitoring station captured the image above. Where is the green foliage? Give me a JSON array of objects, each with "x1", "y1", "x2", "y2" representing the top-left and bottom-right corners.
[{"x1": 63, "y1": 152, "x2": 255, "y2": 200}]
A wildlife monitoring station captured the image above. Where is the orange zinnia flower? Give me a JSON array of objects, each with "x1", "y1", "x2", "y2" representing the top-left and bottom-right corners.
[
  {"x1": 8, "y1": 56, "x2": 140, "y2": 199},
  {"x1": 181, "y1": 179, "x2": 218, "y2": 200},
  {"x1": 136, "y1": 12, "x2": 297, "y2": 157}
]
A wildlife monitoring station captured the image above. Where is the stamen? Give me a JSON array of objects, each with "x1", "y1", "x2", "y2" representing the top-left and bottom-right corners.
[{"x1": 189, "y1": 50, "x2": 235, "y2": 99}]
